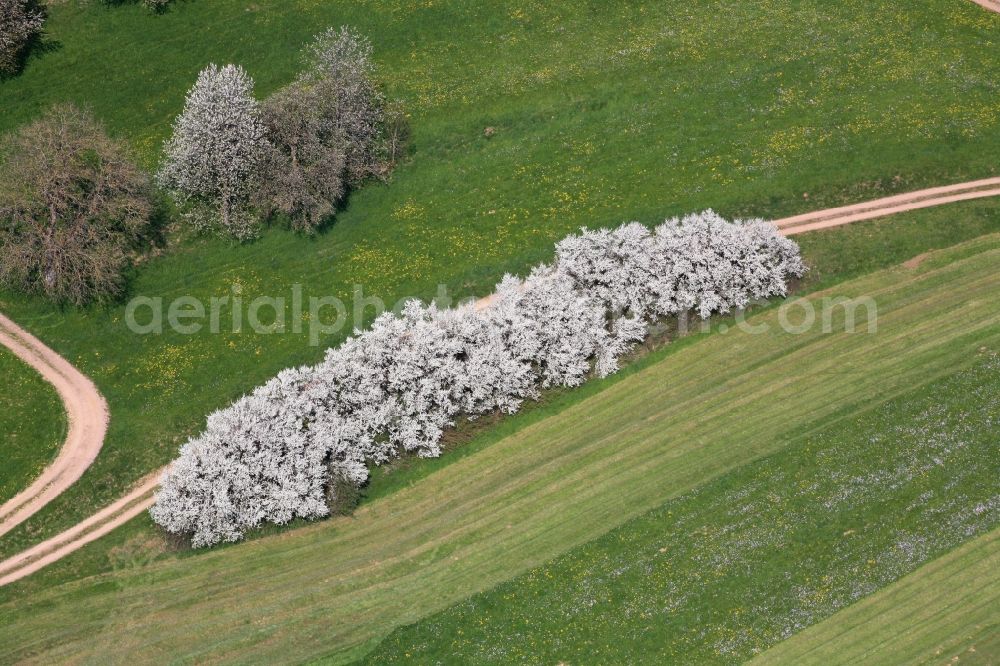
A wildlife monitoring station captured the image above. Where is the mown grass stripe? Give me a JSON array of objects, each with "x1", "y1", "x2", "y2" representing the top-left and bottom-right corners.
[
  {"x1": 364, "y1": 348, "x2": 1000, "y2": 664},
  {"x1": 753, "y1": 529, "x2": 1000, "y2": 665}
]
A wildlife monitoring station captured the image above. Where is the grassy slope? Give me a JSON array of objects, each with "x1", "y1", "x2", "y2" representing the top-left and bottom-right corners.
[
  {"x1": 366, "y1": 349, "x2": 1000, "y2": 664},
  {"x1": 0, "y1": 0, "x2": 998, "y2": 557},
  {"x1": 0, "y1": 348, "x2": 66, "y2": 506},
  {"x1": 2, "y1": 235, "x2": 999, "y2": 663},
  {"x1": 753, "y1": 529, "x2": 1000, "y2": 665},
  {"x1": 0, "y1": 204, "x2": 996, "y2": 603}
]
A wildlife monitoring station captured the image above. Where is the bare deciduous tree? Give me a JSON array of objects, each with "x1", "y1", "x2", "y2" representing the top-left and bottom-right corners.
[
  {"x1": 301, "y1": 27, "x2": 390, "y2": 185},
  {"x1": 258, "y1": 27, "x2": 405, "y2": 233},
  {"x1": 0, "y1": 0, "x2": 43, "y2": 76},
  {"x1": 0, "y1": 104, "x2": 153, "y2": 305},
  {"x1": 258, "y1": 82, "x2": 346, "y2": 233}
]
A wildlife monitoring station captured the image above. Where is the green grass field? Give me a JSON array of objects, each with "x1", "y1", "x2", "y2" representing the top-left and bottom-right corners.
[
  {"x1": 754, "y1": 528, "x2": 999, "y2": 665},
  {"x1": 0, "y1": 348, "x2": 66, "y2": 507},
  {"x1": 0, "y1": 202, "x2": 997, "y2": 589},
  {"x1": 366, "y1": 348, "x2": 1000, "y2": 663},
  {"x1": 1, "y1": 233, "x2": 998, "y2": 663},
  {"x1": 0, "y1": 0, "x2": 998, "y2": 560},
  {"x1": 0, "y1": 204, "x2": 994, "y2": 606}
]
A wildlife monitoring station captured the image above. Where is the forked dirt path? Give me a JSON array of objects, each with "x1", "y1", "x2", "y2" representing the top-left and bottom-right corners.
[
  {"x1": 2, "y1": 175, "x2": 1000, "y2": 587},
  {"x1": 0, "y1": 472, "x2": 159, "y2": 586},
  {"x1": 0, "y1": 314, "x2": 108, "y2": 541}
]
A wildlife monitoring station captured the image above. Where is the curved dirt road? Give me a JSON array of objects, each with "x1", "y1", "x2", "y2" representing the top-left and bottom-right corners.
[
  {"x1": 0, "y1": 314, "x2": 108, "y2": 540},
  {"x1": 2, "y1": 176, "x2": 1000, "y2": 587}
]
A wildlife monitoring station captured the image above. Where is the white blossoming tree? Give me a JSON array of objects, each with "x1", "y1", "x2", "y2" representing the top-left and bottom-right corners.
[
  {"x1": 0, "y1": 0, "x2": 43, "y2": 76},
  {"x1": 150, "y1": 367, "x2": 329, "y2": 547},
  {"x1": 157, "y1": 64, "x2": 270, "y2": 240}
]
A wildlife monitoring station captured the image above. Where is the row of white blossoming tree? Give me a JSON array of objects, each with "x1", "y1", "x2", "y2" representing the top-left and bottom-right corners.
[{"x1": 151, "y1": 212, "x2": 806, "y2": 547}]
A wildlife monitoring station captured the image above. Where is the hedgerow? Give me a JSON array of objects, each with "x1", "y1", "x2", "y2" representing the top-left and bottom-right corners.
[{"x1": 151, "y1": 211, "x2": 805, "y2": 547}]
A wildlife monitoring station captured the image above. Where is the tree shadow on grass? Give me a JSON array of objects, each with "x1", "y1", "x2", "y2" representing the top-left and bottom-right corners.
[{"x1": 98, "y1": 0, "x2": 179, "y2": 15}]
